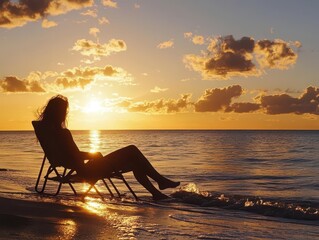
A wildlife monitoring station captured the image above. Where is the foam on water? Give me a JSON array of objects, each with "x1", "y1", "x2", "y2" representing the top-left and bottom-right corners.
[{"x1": 171, "y1": 183, "x2": 319, "y2": 221}]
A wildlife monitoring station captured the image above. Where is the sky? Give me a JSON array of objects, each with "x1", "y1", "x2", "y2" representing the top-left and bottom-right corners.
[{"x1": 0, "y1": 0, "x2": 319, "y2": 130}]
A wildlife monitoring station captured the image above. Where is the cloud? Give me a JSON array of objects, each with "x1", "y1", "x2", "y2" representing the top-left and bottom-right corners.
[
  {"x1": 157, "y1": 40, "x2": 174, "y2": 49},
  {"x1": 259, "y1": 86, "x2": 319, "y2": 115},
  {"x1": 184, "y1": 35, "x2": 299, "y2": 80},
  {"x1": 184, "y1": 32, "x2": 205, "y2": 45},
  {"x1": 55, "y1": 77, "x2": 92, "y2": 89},
  {"x1": 184, "y1": 32, "x2": 193, "y2": 38},
  {"x1": 150, "y1": 86, "x2": 168, "y2": 93},
  {"x1": 98, "y1": 17, "x2": 109, "y2": 25},
  {"x1": 184, "y1": 35, "x2": 258, "y2": 79},
  {"x1": 117, "y1": 85, "x2": 261, "y2": 115},
  {"x1": 81, "y1": 9, "x2": 97, "y2": 18},
  {"x1": 41, "y1": 71, "x2": 58, "y2": 79},
  {"x1": 0, "y1": 0, "x2": 93, "y2": 29},
  {"x1": 41, "y1": 19, "x2": 57, "y2": 28},
  {"x1": 81, "y1": 59, "x2": 95, "y2": 64},
  {"x1": 294, "y1": 41, "x2": 302, "y2": 48},
  {"x1": 72, "y1": 38, "x2": 127, "y2": 56},
  {"x1": 0, "y1": 65, "x2": 133, "y2": 93},
  {"x1": 54, "y1": 65, "x2": 133, "y2": 89},
  {"x1": 194, "y1": 85, "x2": 319, "y2": 115},
  {"x1": 255, "y1": 39, "x2": 298, "y2": 69},
  {"x1": 194, "y1": 85, "x2": 243, "y2": 112},
  {"x1": 101, "y1": 0, "x2": 117, "y2": 8},
  {"x1": 227, "y1": 102, "x2": 260, "y2": 113},
  {"x1": 0, "y1": 76, "x2": 45, "y2": 92},
  {"x1": 89, "y1": 27, "x2": 100, "y2": 37},
  {"x1": 192, "y1": 35, "x2": 205, "y2": 45},
  {"x1": 119, "y1": 94, "x2": 192, "y2": 114}
]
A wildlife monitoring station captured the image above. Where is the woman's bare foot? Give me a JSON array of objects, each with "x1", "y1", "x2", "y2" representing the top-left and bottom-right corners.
[{"x1": 158, "y1": 179, "x2": 180, "y2": 190}]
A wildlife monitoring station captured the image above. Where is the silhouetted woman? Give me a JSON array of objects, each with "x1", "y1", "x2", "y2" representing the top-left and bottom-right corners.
[{"x1": 36, "y1": 95, "x2": 179, "y2": 200}]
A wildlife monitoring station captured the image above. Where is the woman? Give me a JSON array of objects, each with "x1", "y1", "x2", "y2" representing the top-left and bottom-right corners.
[{"x1": 37, "y1": 95, "x2": 180, "y2": 200}]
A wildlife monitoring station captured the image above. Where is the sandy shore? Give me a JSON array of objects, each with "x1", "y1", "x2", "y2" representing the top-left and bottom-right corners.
[{"x1": 0, "y1": 197, "x2": 117, "y2": 240}]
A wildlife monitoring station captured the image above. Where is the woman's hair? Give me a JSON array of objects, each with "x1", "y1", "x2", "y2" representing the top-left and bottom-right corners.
[{"x1": 37, "y1": 95, "x2": 69, "y2": 128}]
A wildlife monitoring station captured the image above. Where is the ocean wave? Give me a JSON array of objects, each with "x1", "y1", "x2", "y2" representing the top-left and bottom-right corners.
[{"x1": 171, "y1": 183, "x2": 319, "y2": 221}]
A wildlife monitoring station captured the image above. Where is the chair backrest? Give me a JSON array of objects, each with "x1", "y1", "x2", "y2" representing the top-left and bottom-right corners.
[{"x1": 32, "y1": 121, "x2": 63, "y2": 167}]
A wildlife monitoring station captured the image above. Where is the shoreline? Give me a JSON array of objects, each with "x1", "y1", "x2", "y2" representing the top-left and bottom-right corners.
[{"x1": 0, "y1": 196, "x2": 117, "y2": 239}]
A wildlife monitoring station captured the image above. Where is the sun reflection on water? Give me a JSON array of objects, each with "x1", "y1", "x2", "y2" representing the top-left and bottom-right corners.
[
  {"x1": 58, "y1": 219, "x2": 77, "y2": 239},
  {"x1": 82, "y1": 197, "x2": 143, "y2": 239},
  {"x1": 89, "y1": 130, "x2": 101, "y2": 153},
  {"x1": 83, "y1": 197, "x2": 107, "y2": 217}
]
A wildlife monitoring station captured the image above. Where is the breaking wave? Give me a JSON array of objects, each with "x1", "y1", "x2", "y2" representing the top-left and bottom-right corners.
[{"x1": 171, "y1": 183, "x2": 319, "y2": 221}]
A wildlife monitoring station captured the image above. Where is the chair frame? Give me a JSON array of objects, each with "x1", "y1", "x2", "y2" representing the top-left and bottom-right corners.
[{"x1": 32, "y1": 121, "x2": 138, "y2": 200}]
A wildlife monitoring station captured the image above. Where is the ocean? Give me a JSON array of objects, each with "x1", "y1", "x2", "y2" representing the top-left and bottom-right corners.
[{"x1": 0, "y1": 130, "x2": 318, "y2": 239}]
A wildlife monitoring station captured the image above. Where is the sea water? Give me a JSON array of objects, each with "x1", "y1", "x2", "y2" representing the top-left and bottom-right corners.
[{"x1": 0, "y1": 130, "x2": 318, "y2": 239}]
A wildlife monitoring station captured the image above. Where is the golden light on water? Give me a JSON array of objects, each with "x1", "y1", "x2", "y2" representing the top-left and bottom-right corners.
[
  {"x1": 58, "y1": 219, "x2": 77, "y2": 239},
  {"x1": 83, "y1": 197, "x2": 107, "y2": 216},
  {"x1": 82, "y1": 197, "x2": 142, "y2": 239},
  {"x1": 89, "y1": 130, "x2": 101, "y2": 153}
]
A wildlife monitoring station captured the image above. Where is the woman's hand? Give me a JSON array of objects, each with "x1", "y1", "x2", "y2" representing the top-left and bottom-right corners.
[
  {"x1": 79, "y1": 151, "x2": 103, "y2": 161},
  {"x1": 89, "y1": 152, "x2": 103, "y2": 160}
]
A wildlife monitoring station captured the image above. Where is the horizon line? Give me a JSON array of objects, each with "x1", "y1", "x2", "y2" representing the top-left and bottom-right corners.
[{"x1": 0, "y1": 128, "x2": 318, "y2": 131}]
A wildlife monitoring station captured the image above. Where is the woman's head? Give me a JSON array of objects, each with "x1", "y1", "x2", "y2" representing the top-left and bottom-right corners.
[{"x1": 38, "y1": 95, "x2": 69, "y2": 128}]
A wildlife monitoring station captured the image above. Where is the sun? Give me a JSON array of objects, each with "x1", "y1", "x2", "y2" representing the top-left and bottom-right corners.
[{"x1": 83, "y1": 99, "x2": 103, "y2": 113}]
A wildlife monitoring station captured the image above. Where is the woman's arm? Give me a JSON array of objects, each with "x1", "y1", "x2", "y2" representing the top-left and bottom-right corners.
[
  {"x1": 59, "y1": 129, "x2": 102, "y2": 172},
  {"x1": 78, "y1": 151, "x2": 103, "y2": 161},
  {"x1": 62, "y1": 129, "x2": 103, "y2": 160}
]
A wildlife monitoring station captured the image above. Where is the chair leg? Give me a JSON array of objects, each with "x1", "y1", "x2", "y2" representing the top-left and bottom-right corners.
[
  {"x1": 82, "y1": 184, "x2": 93, "y2": 200},
  {"x1": 68, "y1": 183, "x2": 77, "y2": 195},
  {"x1": 36, "y1": 164, "x2": 55, "y2": 194},
  {"x1": 93, "y1": 185, "x2": 104, "y2": 200},
  {"x1": 102, "y1": 179, "x2": 114, "y2": 198},
  {"x1": 82, "y1": 184, "x2": 105, "y2": 201},
  {"x1": 120, "y1": 175, "x2": 138, "y2": 200},
  {"x1": 35, "y1": 155, "x2": 48, "y2": 193},
  {"x1": 64, "y1": 169, "x2": 77, "y2": 195},
  {"x1": 35, "y1": 156, "x2": 137, "y2": 200},
  {"x1": 40, "y1": 166, "x2": 67, "y2": 196},
  {"x1": 108, "y1": 178, "x2": 122, "y2": 198},
  {"x1": 51, "y1": 167, "x2": 66, "y2": 196}
]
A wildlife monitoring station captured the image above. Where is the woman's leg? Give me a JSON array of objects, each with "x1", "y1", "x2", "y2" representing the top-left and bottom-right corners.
[
  {"x1": 132, "y1": 167, "x2": 168, "y2": 200},
  {"x1": 125, "y1": 145, "x2": 180, "y2": 190},
  {"x1": 89, "y1": 145, "x2": 179, "y2": 199}
]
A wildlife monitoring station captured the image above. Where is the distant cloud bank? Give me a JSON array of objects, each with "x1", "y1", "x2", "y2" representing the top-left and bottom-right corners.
[
  {"x1": 259, "y1": 86, "x2": 319, "y2": 115},
  {"x1": 118, "y1": 94, "x2": 192, "y2": 114},
  {"x1": 116, "y1": 85, "x2": 318, "y2": 116},
  {"x1": 1, "y1": 71, "x2": 317, "y2": 116},
  {"x1": 194, "y1": 85, "x2": 254, "y2": 113},
  {"x1": 0, "y1": 65, "x2": 132, "y2": 92}
]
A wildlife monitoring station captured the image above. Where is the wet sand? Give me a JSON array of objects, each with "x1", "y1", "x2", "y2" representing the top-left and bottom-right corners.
[{"x1": 0, "y1": 197, "x2": 117, "y2": 240}]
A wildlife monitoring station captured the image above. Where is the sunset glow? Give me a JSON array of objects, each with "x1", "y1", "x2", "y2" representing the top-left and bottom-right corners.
[
  {"x1": 0, "y1": 1, "x2": 318, "y2": 130},
  {"x1": 83, "y1": 99, "x2": 103, "y2": 113}
]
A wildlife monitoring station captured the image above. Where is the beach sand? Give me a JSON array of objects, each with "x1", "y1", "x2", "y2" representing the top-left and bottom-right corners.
[{"x1": 0, "y1": 197, "x2": 117, "y2": 240}]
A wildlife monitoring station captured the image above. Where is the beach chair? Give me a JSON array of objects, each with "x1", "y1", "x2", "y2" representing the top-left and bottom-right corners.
[{"x1": 32, "y1": 121, "x2": 138, "y2": 200}]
